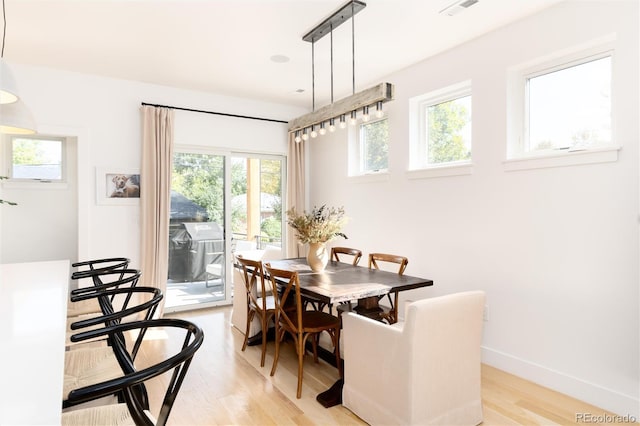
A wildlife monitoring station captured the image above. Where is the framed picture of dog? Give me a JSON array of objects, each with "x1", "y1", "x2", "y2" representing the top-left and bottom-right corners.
[{"x1": 96, "y1": 168, "x2": 141, "y2": 205}]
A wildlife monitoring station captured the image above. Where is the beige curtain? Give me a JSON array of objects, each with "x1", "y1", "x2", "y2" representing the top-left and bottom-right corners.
[
  {"x1": 140, "y1": 106, "x2": 174, "y2": 315},
  {"x1": 286, "y1": 132, "x2": 305, "y2": 258}
]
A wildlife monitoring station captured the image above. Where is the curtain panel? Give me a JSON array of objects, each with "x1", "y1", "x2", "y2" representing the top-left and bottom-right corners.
[
  {"x1": 286, "y1": 132, "x2": 305, "y2": 258},
  {"x1": 140, "y1": 106, "x2": 174, "y2": 315}
]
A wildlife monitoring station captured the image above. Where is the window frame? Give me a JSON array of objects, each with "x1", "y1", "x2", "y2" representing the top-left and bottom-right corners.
[
  {"x1": 408, "y1": 80, "x2": 473, "y2": 179},
  {"x1": 505, "y1": 40, "x2": 620, "y2": 170},
  {"x1": 5, "y1": 134, "x2": 67, "y2": 183}
]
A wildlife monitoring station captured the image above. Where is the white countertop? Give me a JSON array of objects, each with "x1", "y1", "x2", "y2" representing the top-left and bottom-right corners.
[{"x1": 0, "y1": 260, "x2": 70, "y2": 426}]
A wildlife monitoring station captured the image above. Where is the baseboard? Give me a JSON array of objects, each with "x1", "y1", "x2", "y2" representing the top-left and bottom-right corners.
[{"x1": 481, "y1": 346, "x2": 639, "y2": 420}]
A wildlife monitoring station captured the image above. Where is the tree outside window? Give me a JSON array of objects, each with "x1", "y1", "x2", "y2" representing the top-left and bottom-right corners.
[
  {"x1": 426, "y1": 95, "x2": 471, "y2": 164},
  {"x1": 360, "y1": 118, "x2": 389, "y2": 172}
]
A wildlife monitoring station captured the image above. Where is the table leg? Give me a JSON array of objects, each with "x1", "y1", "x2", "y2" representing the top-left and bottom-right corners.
[{"x1": 316, "y1": 379, "x2": 344, "y2": 408}]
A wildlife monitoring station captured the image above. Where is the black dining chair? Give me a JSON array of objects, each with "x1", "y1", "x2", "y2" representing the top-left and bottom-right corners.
[
  {"x1": 62, "y1": 318, "x2": 204, "y2": 426},
  {"x1": 63, "y1": 286, "x2": 164, "y2": 410}
]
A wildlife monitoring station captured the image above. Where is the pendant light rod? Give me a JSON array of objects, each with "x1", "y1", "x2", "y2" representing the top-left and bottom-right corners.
[
  {"x1": 302, "y1": 0, "x2": 366, "y2": 43},
  {"x1": 330, "y1": 25, "x2": 334, "y2": 103},
  {"x1": 351, "y1": 0, "x2": 355, "y2": 94},
  {"x1": 311, "y1": 40, "x2": 315, "y2": 111}
]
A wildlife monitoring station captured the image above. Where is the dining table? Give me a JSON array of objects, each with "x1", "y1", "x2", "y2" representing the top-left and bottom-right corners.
[
  {"x1": 0, "y1": 260, "x2": 70, "y2": 425},
  {"x1": 265, "y1": 257, "x2": 434, "y2": 407}
]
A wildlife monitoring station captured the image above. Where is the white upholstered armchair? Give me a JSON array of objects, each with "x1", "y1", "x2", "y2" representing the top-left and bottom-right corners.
[{"x1": 341, "y1": 291, "x2": 486, "y2": 426}]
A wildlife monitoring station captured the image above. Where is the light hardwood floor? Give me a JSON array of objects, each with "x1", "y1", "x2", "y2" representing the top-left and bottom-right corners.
[{"x1": 136, "y1": 306, "x2": 632, "y2": 425}]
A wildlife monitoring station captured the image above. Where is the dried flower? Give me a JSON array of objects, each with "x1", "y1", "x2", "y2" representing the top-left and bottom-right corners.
[{"x1": 286, "y1": 205, "x2": 348, "y2": 244}]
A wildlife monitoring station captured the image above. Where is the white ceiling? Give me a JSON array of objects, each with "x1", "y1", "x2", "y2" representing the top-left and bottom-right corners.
[{"x1": 3, "y1": 0, "x2": 564, "y2": 109}]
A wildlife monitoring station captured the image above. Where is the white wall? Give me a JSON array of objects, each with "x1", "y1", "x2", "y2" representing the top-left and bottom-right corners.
[
  {"x1": 1, "y1": 63, "x2": 305, "y2": 267},
  {"x1": 308, "y1": 1, "x2": 639, "y2": 418}
]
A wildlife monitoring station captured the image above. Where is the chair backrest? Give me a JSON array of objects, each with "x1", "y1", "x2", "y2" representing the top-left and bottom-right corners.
[
  {"x1": 263, "y1": 264, "x2": 302, "y2": 333},
  {"x1": 66, "y1": 318, "x2": 204, "y2": 426},
  {"x1": 69, "y1": 286, "x2": 163, "y2": 358},
  {"x1": 368, "y1": 253, "x2": 408, "y2": 275},
  {"x1": 71, "y1": 257, "x2": 130, "y2": 280},
  {"x1": 236, "y1": 255, "x2": 271, "y2": 311},
  {"x1": 71, "y1": 269, "x2": 142, "y2": 313},
  {"x1": 331, "y1": 247, "x2": 363, "y2": 265}
]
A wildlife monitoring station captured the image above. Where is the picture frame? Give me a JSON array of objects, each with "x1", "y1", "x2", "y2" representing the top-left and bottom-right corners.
[{"x1": 96, "y1": 167, "x2": 141, "y2": 205}]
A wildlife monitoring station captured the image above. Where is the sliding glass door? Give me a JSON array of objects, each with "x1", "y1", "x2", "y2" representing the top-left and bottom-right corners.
[{"x1": 165, "y1": 148, "x2": 285, "y2": 312}]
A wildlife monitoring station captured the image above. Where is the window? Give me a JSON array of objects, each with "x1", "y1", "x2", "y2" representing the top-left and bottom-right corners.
[
  {"x1": 409, "y1": 81, "x2": 472, "y2": 174},
  {"x1": 359, "y1": 118, "x2": 389, "y2": 173},
  {"x1": 525, "y1": 54, "x2": 611, "y2": 153},
  {"x1": 9, "y1": 136, "x2": 65, "y2": 182},
  {"x1": 506, "y1": 42, "x2": 618, "y2": 169}
]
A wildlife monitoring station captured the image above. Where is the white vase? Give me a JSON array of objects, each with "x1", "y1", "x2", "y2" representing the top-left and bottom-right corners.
[{"x1": 307, "y1": 242, "x2": 329, "y2": 272}]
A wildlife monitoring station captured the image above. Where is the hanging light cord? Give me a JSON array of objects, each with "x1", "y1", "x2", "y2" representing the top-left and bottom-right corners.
[
  {"x1": 311, "y1": 39, "x2": 315, "y2": 112},
  {"x1": 1, "y1": 0, "x2": 6, "y2": 58},
  {"x1": 330, "y1": 24, "x2": 334, "y2": 103}
]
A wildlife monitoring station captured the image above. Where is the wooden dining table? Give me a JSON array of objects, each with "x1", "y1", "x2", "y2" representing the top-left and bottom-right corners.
[{"x1": 265, "y1": 257, "x2": 434, "y2": 407}]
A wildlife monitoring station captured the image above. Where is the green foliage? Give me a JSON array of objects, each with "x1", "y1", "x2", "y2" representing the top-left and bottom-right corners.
[
  {"x1": 172, "y1": 153, "x2": 224, "y2": 223},
  {"x1": 172, "y1": 154, "x2": 284, "y2": 245},
  {"x1": 428, "y1": 99, "x2": 471, "y2": 164},
  {"x1": 362, "y1": 119, "x2": 389, "y2": 171}
]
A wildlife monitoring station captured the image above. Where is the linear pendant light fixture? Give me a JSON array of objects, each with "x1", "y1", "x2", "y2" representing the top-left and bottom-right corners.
[
  {"x1": 288, "y1": 0, "x2": 394, "y2": 139},
  {"x1": 0, "y1": 0, "x2": 36, "y2": 134}
]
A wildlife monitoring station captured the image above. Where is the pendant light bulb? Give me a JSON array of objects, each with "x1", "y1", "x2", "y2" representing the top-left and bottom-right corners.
[
  {"x1": 375, "y1": 101, "x2": 384, "y2": 118},
  {"x1": 362, "y1": 106, "x2": 370, "y2": 122},
  {"x1": 349, "y1": 110, "x2": 358, "y2": 126},
  {"x1": 294, "y1": 131, "x2": 302, "y2": 143},
  {"x1": 310, "y1": 125, "x2": 318, "y2": 138},
  {"x1": 302, "y1": 128, "x2": 309, "y2": 141},
  {"x1": 328, "y1": 118, "x2": 336, "y2": 132},
  {"x1": 319, "y1": 122, "x2": 327, "y2": 135},
  {"x1": 338, "y1": 114, "x2": 347, "y2": 129}
]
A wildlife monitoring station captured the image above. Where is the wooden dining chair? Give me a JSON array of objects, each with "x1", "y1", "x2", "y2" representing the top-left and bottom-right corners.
[
  {"x1": 264, "y1": 263, "x2": 342, "y2": 399},
  {"x1": 236, "y1": 255, "x2": 276, "y2": 367},
  {"x1": 369, "y1": 253, "x2": 409, "y2": 324},
  {"x1": 331, "y1": 247, "x2": 363, "y2": 266}
]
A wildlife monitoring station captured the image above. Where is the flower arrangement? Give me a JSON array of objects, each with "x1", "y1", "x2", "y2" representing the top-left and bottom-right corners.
[{"x1": 286, "y1": 205, "x2": 348, "y2": 244}]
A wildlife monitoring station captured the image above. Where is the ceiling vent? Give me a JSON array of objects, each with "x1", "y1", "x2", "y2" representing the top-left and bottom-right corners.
[{"x1": 439, "y1": 0, "x2": 479, "y2": 16}]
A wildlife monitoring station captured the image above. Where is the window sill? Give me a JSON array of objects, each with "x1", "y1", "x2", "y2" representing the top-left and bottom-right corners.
[
  {"x1": 406, "y1": 163, "x2": 473, "y2": 180},
  {"x1": 2, "y1": 180, "x2": 68, "y2": 190},
  {"x1": 348, "y1": 171, "x2": 391, "y2": 184},
  {"x1": 503, "y1": 146, "x2": 620, "y2": 172}
]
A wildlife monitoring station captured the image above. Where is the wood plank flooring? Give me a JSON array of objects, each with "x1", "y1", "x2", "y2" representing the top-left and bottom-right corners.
[{"x1": 135, "y1": 306, "x2": 632, "y2": 425}]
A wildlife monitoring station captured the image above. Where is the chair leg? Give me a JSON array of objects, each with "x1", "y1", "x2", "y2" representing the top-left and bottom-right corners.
[
  {"x1": 311, "y1": 333, "x2": 319, "y2": 363},
  {"x1": 270, "y1": 325, "x2": 282, "y2": 377},
  {"x1": 296, "y1": 334, "x2": 305, "y2": 398},
  {"x1": 260, "y1": 315, "x2": 268, "y2": 367},
  {"x1": 242, "y1": 309, "x2": 255, "y2": 352}
]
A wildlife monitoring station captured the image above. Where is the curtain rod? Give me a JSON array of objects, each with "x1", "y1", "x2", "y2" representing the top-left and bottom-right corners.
[{"x1": 141, "y1": 102, "x2": 288, "y2": 124}]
